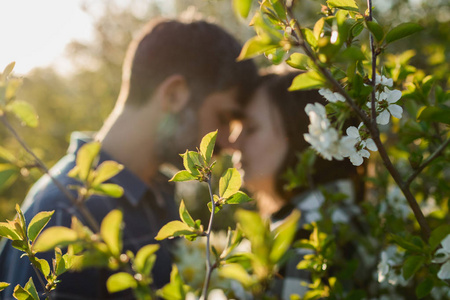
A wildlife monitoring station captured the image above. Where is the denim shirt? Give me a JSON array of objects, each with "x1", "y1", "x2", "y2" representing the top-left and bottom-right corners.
[{"x1": 0, "y1": 132, "x2": 178, "y2": 299}]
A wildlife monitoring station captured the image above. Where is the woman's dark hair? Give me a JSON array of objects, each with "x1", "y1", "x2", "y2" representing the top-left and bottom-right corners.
[{"x1": 261, "y1": 72, "x2": 364, "y2": 200}]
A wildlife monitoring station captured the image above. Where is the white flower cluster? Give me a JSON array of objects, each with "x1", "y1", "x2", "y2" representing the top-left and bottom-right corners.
[
  {"x1": 318, "y1": 88, "x2": 345, "y2": 103},
  {"x1": 432, "y1": 234, "x2": 450, "y2": 280},
  {"x1": 304, "y1": 103, "x2": 377, "y2": 166},
  {"x1": 377, "y1": 245, "x2": 409, "y2": 286},
  {"x1": 368, "y1": 75, "x2": 403, "y2": 125}
]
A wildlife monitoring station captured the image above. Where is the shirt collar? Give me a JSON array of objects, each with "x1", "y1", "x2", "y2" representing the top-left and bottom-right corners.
[{"x1": 67, "y1": 131, "x2": 148, "y2": 207}]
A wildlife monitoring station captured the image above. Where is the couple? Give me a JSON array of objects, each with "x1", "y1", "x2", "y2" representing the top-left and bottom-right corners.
[{"x1": 0, "y1": 18, "x2": 359, "y2": 299}]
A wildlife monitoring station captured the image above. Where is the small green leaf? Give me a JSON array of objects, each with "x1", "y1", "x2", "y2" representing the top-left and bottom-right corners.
[
  {"x1": 286, "y1": 53, "x2": 312, "y2": 70},
  {"x1": 0, "y1": 221, "x2": 21, "y2": 240},
  {"x1": 219, "y1": 263, "x2": 253, "y2": 288},
  {"x1": 0, "y1": 164, "x2": 19, "y2": 192},
  {"x1": 11, "y1": 240, "x2": 28, "y2": 252},
  {"x1": 270, "y1": 210, "x2": 301, "y2": 263},
  {"x1": 169, "y1": 170, "x2": 197, "y2": 182},
  {"x1": 106, "y1": 272, "x2": 137, "y2": 293},
  {"x1": 92, "y1": 161, "x2": 124, "y2": 186},
  {"x1": 415, "y1": 276, "x2": 434, "y2": 298},
  {"x1": 134, "y1": 244, "x2": 159, "y2": 275},
  {"x1": 27, "y1": 211, "x2": 54, "y2": 242},
  {"x1": 233, "y1": 0, "x2": 252, "y2": 19},
  {"x1": 225, "y1": 191, "x2": 252, "y2": 204},
  {"x1": 100, "y1": 210, "x2": 123, "y2": 256},
  {"x1": 366, "y1": 21, "x2": 384, "y2": 42},
  {"x1": 157, "y1": 265, "x2": 191, "y2": 300},
  {"x1": 179, "y1": 200, "x2": 196, "y2": 228},
  {"x1": 6, "y1": 101, "x2": 39, "y2": 128},
  {"x1": 390, "y1": 234, "x2": 424, "y2": 253},
  {"x1": 402, "y1": 255, "x2": 426, "y2": 280},
  {"x1": 385, "y1": 22, "x2": 423, "y2": 44},
  {"x1": 288, "y1": 71, "x2": 326, "y2": 91},
  {"x1": 417, "y1": 106, "x2": 450, "y2": 125},
  {"x1": 34, "y1": 257, "x2": 50, "y2": 278},
  {"x1": 1, "y1": 62, "x2": 15, "y2": 81},
  {"x1": 327, "y1": 0, "x2": 358, "y2": 11},
  {"x1": 219, "y1": 168, "x2": 242, "y2": 199},
  {"x1": 91, "y1": 183, "x2": 124, "y2": 198},
  {"x1": 54, "y1": 248, "x2": 69, "y2": 276},
  {"x1": 155, "y1": 221, "x2": 195, "y2": 240},
  {"x1": 0, "y1": 146, "x2": 16, "y2": 162},
  {"x1": 24, "y1": 277, "x2": 39, "y2": 300},
  {"x1": 33, "y1": 227, "x2": 78, "y2": 252},
  {"x1": 237, "y1": 36, "x2": 278, "y2": 61},
  {"x1": 199, "y1": 130, "x2": 217, "y2": 164},
  {"x1": 182, "y1": 151, "x2": 202, "y2": 176},
  {"x1": 313, "y1": 18, "x2": 325, "y2": 40},
  {"x1": 302, "y1": 28, "x2": 318, "y2": 48},
  {"x1": 73, "y1": 142, "x2": 101, "y2": 181},
  {"x1": 338, "y1": 46, "x2": 367, "y2": 62},
  {"x1": 429, "y1": 224, "x2": 450, "y2": 250},
  {"x1": 0, "y1": 282, "x2": 10, "y2": 292}
]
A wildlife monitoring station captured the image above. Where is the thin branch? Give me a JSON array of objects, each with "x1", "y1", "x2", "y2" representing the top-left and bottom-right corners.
[
  {"x1": 367, "y1": 0, "x2": 378, "y2": 126},
  {"x1": 285, "y1": 6, "x2": 431, "y2": 240},
  {"x1": 0, "y1": 114, "x2": 100, "y2": 232},
  {"x1": 201, "y1": 179, "x2": 216, "y2": 300},
  {"x1": 30, "y1": 263, "x2": 52, "y2": 300},
  {"x1": 405, "y1": 138, "x2": 450, "y2": 188}
]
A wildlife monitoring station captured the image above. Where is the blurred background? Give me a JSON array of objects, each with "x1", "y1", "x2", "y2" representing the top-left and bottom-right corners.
[{"x1": 0, "y1": 0, "x2": 449, "y2": 222}]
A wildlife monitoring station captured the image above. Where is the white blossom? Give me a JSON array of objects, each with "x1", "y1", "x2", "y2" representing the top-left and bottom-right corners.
[
  {"x1": 377, "y1": 246, "x2": 409, "y2": 286},
  {"x1": 304, "y1": 103, "x2": 357, "y2": 161},
  {"x1": 379, "y1": 186, "x2": 410, "y2": 220},
  {"x1": 432, "y1": 234, "x2": 450, "y2": 280},
  {"x1": 367, "y1": 87, "x2": 403, "y2": 125},
  {"x1": 375, "y1": 74, "x2": 394, "y2": 87},
  {"x1": 318, "y1": 88, "x2": 345, "y2": 103},
  {"x1": 345, "y1": 122, "x2": 378, "y2": 166}
]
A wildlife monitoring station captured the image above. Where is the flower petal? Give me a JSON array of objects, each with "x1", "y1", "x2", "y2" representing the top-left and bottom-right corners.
[
  {"x1": 437, "y1": 260, "x2": 450, "y2": 280},
  {"x1": 386, "y1": 89, "x2": 402, "y2": 103},
  {"x1": 388, "y1": 104, "x2": 403, "y2": 119},
  {"x1": 377, "y1": 110, "x2": 390, "y2": 125},
  {"x1": 350, "y1": 153, "x2": 364, "y2": 166},
  {"x1": 365, "y1": 139, "x2": 378, "y2": 151},
  {"x1": 441, "y1": 234, "x2": 450, "y2": 252},
  {"x1": 346, "y1": 126, "x2": 360, "y2": 139},
  {"x1": 334, "y1": 92, "x2": 346, "y2": 102}
]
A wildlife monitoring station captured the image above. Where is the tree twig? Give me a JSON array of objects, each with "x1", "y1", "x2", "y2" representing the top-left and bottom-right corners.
[
  {"x1": 0, "y1": 114, "x2": 100, "y2": 232},
  {"x1": 405, "y1": 138, "x2": 450, "y2": 188},
  {"x1": 201, "y1": 179, "x2": 216, "y2": 300}
]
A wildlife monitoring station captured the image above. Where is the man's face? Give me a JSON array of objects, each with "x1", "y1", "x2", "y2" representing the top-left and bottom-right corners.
[{"x1": 197, "y1": 87, "x2": 242, "y2": 153}]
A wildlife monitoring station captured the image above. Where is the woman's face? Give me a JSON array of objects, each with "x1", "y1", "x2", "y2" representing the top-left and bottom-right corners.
[{"x1": 236, "y1": 87, "x2": 288, "y2": 189}]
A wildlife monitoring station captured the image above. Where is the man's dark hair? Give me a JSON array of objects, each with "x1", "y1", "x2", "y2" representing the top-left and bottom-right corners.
[{"x1": 121, "y1": 18, "x2": 258, "y2": 107}]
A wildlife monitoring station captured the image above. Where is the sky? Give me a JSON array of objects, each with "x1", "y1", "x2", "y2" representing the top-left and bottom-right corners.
[{"x1": 0, "y1": 0, "x2": 96, "y2": 75}]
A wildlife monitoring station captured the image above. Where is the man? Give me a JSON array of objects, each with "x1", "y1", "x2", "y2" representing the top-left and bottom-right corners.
[{"x1": 0, "y1": 18, "x2": 258, "y2": 299}]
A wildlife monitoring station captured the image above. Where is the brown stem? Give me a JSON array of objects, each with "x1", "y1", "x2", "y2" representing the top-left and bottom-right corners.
[
  {"x1": 367, "y1": 0, "x2": 378, "y2": 126},
  {"x1": 405, "y1": 138, "x2": 450, "y2": 188},
  {"x1": 286, "y1": 6, "x2": 431, "y2": 240},
  {"x1": 0, "y1": 114, "x2": 100, "y2": 232},
  {"x1": 30, "y1": 262, "x2": 52, "y2": 300}
]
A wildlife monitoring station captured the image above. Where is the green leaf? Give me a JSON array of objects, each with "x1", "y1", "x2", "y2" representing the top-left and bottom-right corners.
[
  {"x1": 155, "y1": 221, "x2": 196, "y2": 241},
  {"x1": 219, "y1": 168, "x2": 242, "y2": 199},
  {"x1": 27, "y1": 211, "x2": 54, "y2": 242},
  {"x1": 0, "y1": 146, "x2": 16, "y2": 162},
  {"x1": 390, "y1": 234, "x2": 424, "y2": 253},
  {"x1": 92, "y1": 161, "x2": 124, "y2": 186},
  {"x1": 302, "y1": 28, "x2": 318, "y2": 48},
  {"x1": 157, "y1": 265, "x2": 190, "y2": 300},
  {"x1": 385, "y1": 22, "x2": 423, "y2": 44},
  {"x1": 288, "y1": 71, "x2": 326, "y2": 91},
  {"x1": 33, "y1": 257, "x2": 50, "y2": 278},
  {"x1": 225, "y1": 191, "x2": 252, "y2": 204},
  {"x1": 169, "y1": 170, "x2": 197, "y2": 182},
  {"x1": 72, "y1": 142, "x2": 101, "y2": 181},
  {"x1": 24, "y1": 278, "x2": 39, "y2": 300},
  {"x1": 366, "y1": 21, "x2": 384, "y2": 42},
  {"x1": 337, "y1": 46, "x2": 367, "y2": 62},
  {"x1": 13, "y1": 285, "x2": 34, "y2": 300},
  {"x1": 100, "y1": 210, "x2": 123, "y2": 256},
  {"x1": 179, "y1": 200, "x2": 196, "y2": 228},
  {"x1": 0, "y1": 221, "x2": 21, "y2": 240},
  {"x1": 327, "y1": 0, "x2": 358, "y2": 11},
  {"x1": 106, "y1": 272, "x2": 137, "y2": 293},
  {"x1": 286, "y1": 53, "x2": 312, "y2": 70},
  {"x1": 11, "y1": 240, "x2": 28, "y2": 252},
  {"x1": 54, "y1": 248, "x2": 70, "y2": 276},
  {"x1": 237, "y1": 36, "x2": 278, "y2": 61},
  {"x1": 182, "y1": 151, "x2": 202, "y2": 176},
  {"x1": 233, "y1": 0, "x2": 252, "y2": 19},
  {"x1": 0, "y1": 282, "x2": 10, "y2": 292},
  {"x1": 416, "y1": 276, "x2": 434, "y2": 298},
  {"x1": 134, "y1": 244, "x2": 159, "y2": 275},
  {"x1": 6, "y1": 101, "x2": 39, "y2": 128},
  {"x1": 402, "y1": 255, "x2": 426, "y2": 280},
  {"x1": 270, "y1": 210, "x2": 301, "y2": 263},
  {"x1": 91, "y1": 183, "x2": 124, "y2": 198},
  {"x1": 1, "y1": 62, "x2": 15, "y2": 81},
  {"x1": 429, "y1": 224, "x2": 450, "y2": 250},
  {"x1": 219, "y1": 263, "x2": 253, "y2": 288},
  {"x1": 417, "y1": 106, "x2": 450, "y2": 125},
  {"x1": 0, "y1": 164, "x2": 19, "y2": 192},
  {"x1": 199, "y1": 131, "x2": 217, "y2": 164},
  {"x1": 33, "y1": 227, "x2": 78, "y2": 252}
]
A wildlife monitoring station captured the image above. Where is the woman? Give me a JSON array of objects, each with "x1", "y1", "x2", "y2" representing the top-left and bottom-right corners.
[{"x1": 235, "y1": 72, "x2": 367, "y2": 299}]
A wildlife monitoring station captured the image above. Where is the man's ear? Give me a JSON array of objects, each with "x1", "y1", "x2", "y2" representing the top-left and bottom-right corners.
[{"x1": 158, "y1": 74, "x2": 191, "y2": 113}]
